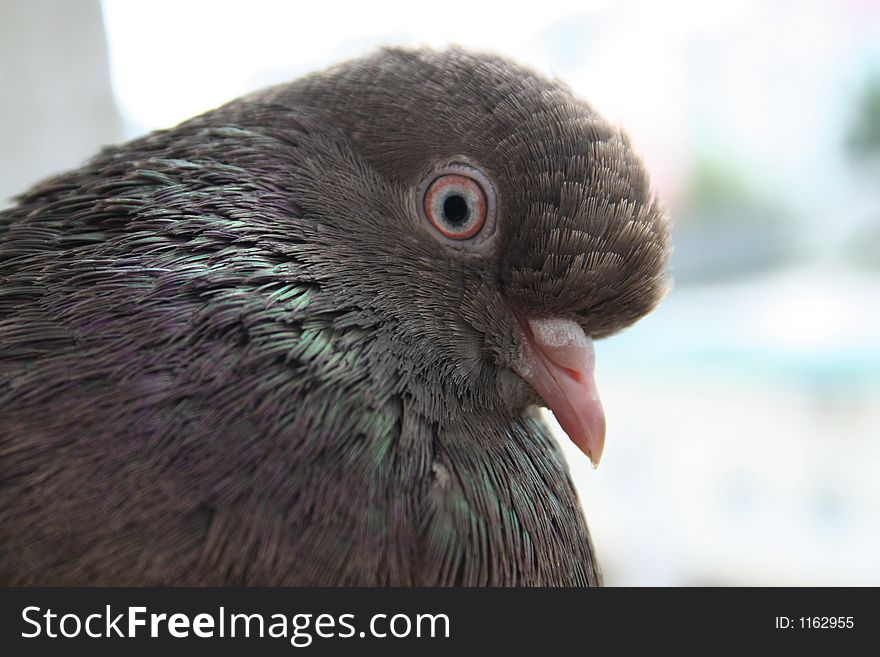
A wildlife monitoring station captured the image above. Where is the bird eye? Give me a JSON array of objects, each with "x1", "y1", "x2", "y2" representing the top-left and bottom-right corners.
[{"x1": 422, "y1": 171, "x2": 490, "y2": 240}]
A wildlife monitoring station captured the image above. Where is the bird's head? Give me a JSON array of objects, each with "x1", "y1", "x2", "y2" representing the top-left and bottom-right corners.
[{"x1": 266, "y1": 47, "x2": 671, "y2": 465}]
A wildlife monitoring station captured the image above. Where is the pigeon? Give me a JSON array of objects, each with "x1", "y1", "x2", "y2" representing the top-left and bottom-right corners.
[{"x1": 0, "y1": 47, "x2": 670, "y2": 586}]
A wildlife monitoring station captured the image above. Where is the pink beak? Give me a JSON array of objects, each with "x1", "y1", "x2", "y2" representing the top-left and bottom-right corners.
[{"x1": 513, "y1": 317, "x2": 606, "y2": 467}]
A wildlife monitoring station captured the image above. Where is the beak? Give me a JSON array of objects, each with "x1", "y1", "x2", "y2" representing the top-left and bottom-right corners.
[{"x1": 513, "y1": 317, "x2": 606, "y2": 467}]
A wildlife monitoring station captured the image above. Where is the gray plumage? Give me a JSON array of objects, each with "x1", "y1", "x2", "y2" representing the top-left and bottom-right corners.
[{"x1": 0, "y1": 47, "x2": 670, "y2": 585}]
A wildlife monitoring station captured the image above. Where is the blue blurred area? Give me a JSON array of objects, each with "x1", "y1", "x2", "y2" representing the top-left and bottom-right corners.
[
  {"x1": 586, "y1": 2, "x2": 880, "y2": 585},
  {"x1": 2, "y1": 0, "x2": 878, "y2": 585}
]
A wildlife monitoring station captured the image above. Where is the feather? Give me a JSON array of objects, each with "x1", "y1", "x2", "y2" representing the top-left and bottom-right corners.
[{"x1": 0, "y1": 47, "x2": 669, "y2": 585}]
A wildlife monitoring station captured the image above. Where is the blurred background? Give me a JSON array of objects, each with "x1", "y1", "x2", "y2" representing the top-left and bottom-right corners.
[{"x1": 2, "y1": 0, "x2": 878, "y2": 585}]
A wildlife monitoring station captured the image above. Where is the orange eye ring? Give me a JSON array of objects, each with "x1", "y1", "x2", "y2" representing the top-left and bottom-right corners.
[{"x1": 423, "y1": 173, "x2": 489, "y2": 240}]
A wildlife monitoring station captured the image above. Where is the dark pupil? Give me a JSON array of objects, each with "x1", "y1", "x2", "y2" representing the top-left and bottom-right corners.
[{"x1": 442, "y1": 194, "x2": 469, "y2": 225}]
